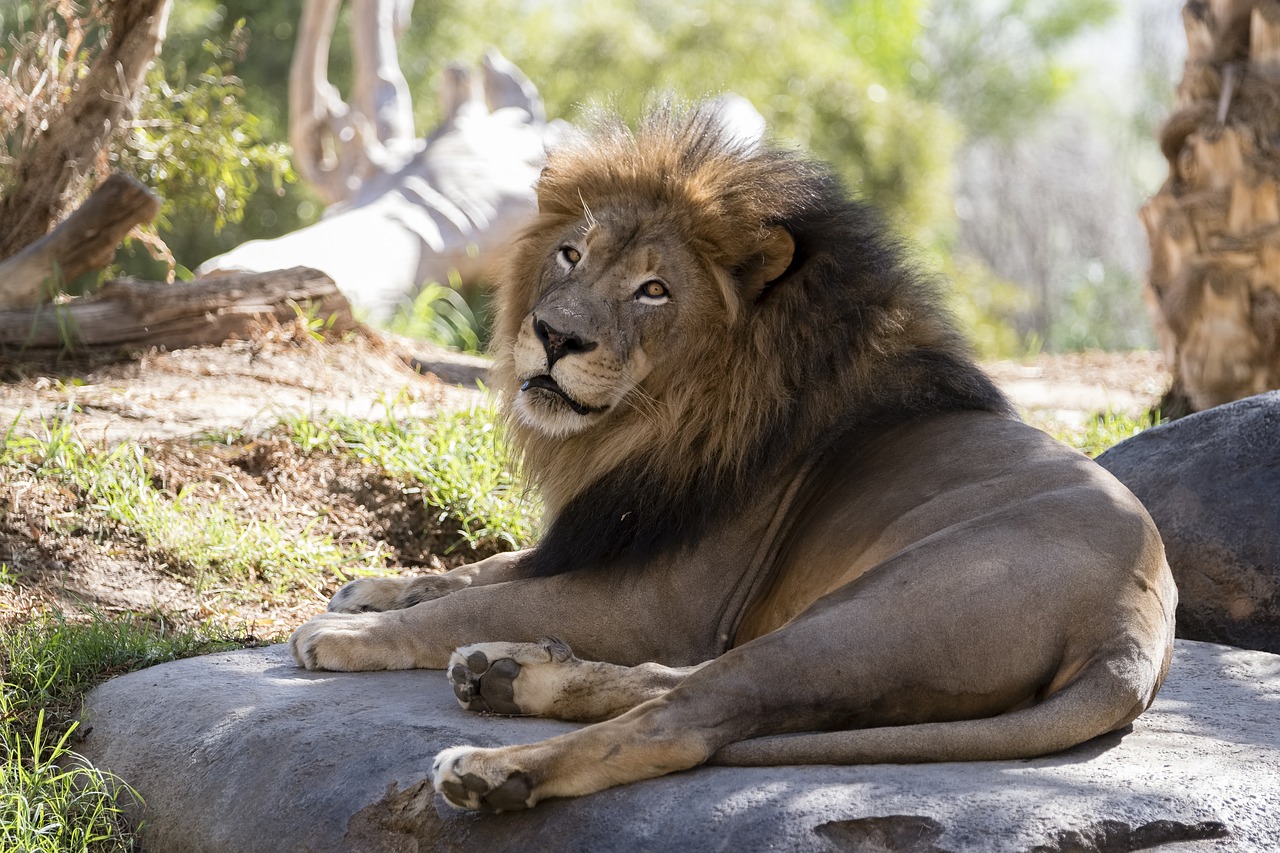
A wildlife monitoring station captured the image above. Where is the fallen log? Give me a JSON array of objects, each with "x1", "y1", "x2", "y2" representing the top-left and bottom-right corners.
[
  {"x1": 0, "y1": 173, "x2": 162, "y2": 309},
  {"x1": 0, "y1": 267, "x2": 356, "y2": 352}
]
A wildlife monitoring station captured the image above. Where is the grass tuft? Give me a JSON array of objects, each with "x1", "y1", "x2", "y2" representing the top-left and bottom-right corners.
[
  {"x1": 282, "y1": 397, "x2": 539, "y2": 554},
  {"x1": 1, "y1": 418, "x2": 391, "y2": 596},
  {"x1": 1050, "y1": 409, "x2": 1163, "y2": 458},
  {"x1": 1, "y1": 613, "x2": 252, "y2": 852}
]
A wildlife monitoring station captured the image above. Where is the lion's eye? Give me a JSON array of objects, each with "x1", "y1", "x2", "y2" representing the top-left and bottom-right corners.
[
  {"x1": 636, "y1": 280, "x2": 670, "y2": 304},
  {"x1": 558, "y1": 246, "x2": 581, "y2": 268}
]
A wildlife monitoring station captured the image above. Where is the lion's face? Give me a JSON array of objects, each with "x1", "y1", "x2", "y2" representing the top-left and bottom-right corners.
[{"x1": 509, "y1": 210, "x2": 718, "y2": 438}]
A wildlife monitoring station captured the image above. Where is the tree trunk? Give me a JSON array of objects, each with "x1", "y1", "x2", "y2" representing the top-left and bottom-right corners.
[
  {"x1": 0, "y1": 174, "x2": 161, "y2": 308},
  {"x1": 0, "y1": 268, "x2": 354, "y2": 353},
  {"x1": 1141, "y1": 0, "x2": 1280, "y2": 415},
  {"x1": 0, "y1": 0, "x2": 172, "y2": 261},
  {"x1": 288, "y1": 0, "x2": 418, "y2": 206}
]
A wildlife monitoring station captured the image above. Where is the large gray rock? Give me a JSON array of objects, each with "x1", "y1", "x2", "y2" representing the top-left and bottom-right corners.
[
  {"x1": 1097, "y1": 391, "x2": 1280, "y2": 653},
  {"x1": 76, "y1": 641, "x2": 1279, "y2": 852}
]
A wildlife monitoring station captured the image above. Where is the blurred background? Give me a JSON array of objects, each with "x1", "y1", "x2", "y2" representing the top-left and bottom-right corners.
[{"x1": 1, "y1": 0, "x2": 1188, "y2": 358}]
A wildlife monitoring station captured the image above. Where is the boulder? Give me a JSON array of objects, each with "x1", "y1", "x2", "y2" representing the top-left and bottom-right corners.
[
  {"x1": 76, "y1": 640, "x2": 1279, "y2": 852},
  {"x1": 1096, "y1": 391, "x2": 1280, "y2": 653}
]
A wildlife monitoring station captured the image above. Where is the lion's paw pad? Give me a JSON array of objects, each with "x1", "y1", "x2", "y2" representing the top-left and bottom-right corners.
[
  {"x1": 432, "y1": 746, "x2": 535, "y2": 811},
  {"x1": 447, "y1": 639, "x2": 573, "y2": 716},
  {"x1": 448, "y1": 651, "x2": 524, "y2": 715}
]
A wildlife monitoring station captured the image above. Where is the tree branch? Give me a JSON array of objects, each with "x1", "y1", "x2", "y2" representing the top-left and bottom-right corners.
[
  {"x1": 0, "y1": 173, "x2": 161, "y2": 309},
  {"x1": 352, "y1": 0, "x2": 417, "y2": 148},
  {"x1": 289, "y1": 0, "x2": 362, "y2": 205}
]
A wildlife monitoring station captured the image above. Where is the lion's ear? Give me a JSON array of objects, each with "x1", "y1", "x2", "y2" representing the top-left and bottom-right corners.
[
  {"x1": 741, "y1": 226, "x2": 795, "y2": 299},
  {"x1": 536, "y1": 167, "x2": 553, "y2": 213}
]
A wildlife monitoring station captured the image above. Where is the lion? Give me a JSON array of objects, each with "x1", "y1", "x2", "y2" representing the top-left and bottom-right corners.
[{"x1": 289, "y1": 103, "x2": 1177, "y2": 812}]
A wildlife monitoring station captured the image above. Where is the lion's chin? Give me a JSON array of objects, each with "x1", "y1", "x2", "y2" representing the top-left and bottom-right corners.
[{"x1": 513, "y1": 384, "x2": 605, "y2": 438}]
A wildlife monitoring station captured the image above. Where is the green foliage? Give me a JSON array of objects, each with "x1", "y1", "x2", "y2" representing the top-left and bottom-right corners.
[
  {"x1": 385, "y1": 277, "x2": 488, "y2": 355},
  {"x1": 1048, "y1": 263, "x2": 1155, "y2": 352},
  {"x1": 0, "y1": 613, "x2": 244, "y2": 852},
  {"x1": 941, "y1": 255, "x2": 1035, "y2": 360},
  {"x1": 908, "y1": 0, "x2": 1118, "y2": 140},
  {"x1": 123, "y1": 23, "x2": 295, "y2": 234},
  {"x1": 283, "y1": 399, "x2": 539, "y2": 554},
  {"x1": 137, "y1": 1, "x2": 338, "y2": 272},
  {"x1": 110, "y1": 21, "x2": 294, "y2": 280},
  {"x1": 1051, "y1": 409, "x2": 1162, "y2": 458},
  {"x1": 428, "y1": 0, "x2": 958, "y2": 242},
  {"x1": 833, "y1": 0, "x2": 928, "y2": 90}
]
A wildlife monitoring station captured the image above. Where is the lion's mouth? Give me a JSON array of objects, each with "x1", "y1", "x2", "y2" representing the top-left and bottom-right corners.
[{"x1": 520, "y1": 375, "x2": 606, "y2": 416}]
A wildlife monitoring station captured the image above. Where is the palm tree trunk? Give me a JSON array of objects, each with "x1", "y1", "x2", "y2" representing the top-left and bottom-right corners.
[{"x1": 1140, "y1": 0, "x2": 1280, "y2": 415}]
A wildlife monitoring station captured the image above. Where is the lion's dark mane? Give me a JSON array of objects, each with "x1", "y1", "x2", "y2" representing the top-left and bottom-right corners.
[{"x1": 516, "y1": 159, "x2": 1009, "y2": 578}]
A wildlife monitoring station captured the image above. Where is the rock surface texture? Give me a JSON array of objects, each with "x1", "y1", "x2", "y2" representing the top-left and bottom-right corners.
[
  {"x1": 77, "y1": 641, "x2": 1279, "y2": 852},
  {"x1": 1097, "y1": 391, "x2": 1280, "y2": 653}
]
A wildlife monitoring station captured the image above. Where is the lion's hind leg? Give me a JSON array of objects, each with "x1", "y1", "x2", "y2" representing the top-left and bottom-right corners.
[{"x1": 448, "y1": 638, "x2": 706, "y2": 722}]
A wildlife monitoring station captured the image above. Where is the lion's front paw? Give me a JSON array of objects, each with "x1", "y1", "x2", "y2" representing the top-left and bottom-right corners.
[
  {"x1": 328, "y1": 575, "x2": 454, "y2": 613},
  {"x1": 432, "y1": 745, "x2": 537, "y2": 811},
  {"x1": 447, "y1": 638, "x2": 574, "y2": 716},
  {"x1": 289, "y1": 611, "x2": 410, "y2": 671}
]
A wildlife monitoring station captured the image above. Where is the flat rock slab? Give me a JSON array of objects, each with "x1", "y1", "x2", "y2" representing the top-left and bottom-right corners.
[{"x1": 77, "y1": 641, "x2": 1280, "y2": 852}]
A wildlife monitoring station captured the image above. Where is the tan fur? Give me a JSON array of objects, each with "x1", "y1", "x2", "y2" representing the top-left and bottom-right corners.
[{"x1": 290, "y1": 104, "x2": 1177, "y2": 813}]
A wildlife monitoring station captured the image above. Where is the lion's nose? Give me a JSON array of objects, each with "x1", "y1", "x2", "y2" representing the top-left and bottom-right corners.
[{"x1": 533, "y1": 315, "x2": 597, "y2": 368}]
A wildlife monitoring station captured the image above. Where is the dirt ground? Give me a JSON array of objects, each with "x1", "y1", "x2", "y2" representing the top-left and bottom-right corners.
[{"x1": 0, "y1": 332, "x2": 1170, "y2": 637}]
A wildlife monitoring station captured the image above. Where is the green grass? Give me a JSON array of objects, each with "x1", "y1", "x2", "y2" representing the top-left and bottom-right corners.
[
  {"x1": 1046, "y1": 409, "x2": 1162, "y2": 458},
  {"x1": 0, "y1": 399, "x2": 537, "y2": 850},
  {"x1": 384, "y1": 277, "x2": 489, "y2": 355},
  {"x1": 2, "y1": 709, "x2": 133, "y2": 853},
  {"x1": 1, "y1": 613, "x2": 250, "y2": 852},
  {"x1": 282, "y1": 397, "x2": 540, "y2": 554},
  {"x1": 0, "y1": 418, "x2": 386, "y2": 597},
  {"x1": 0, "y1": 401, "x2": 537, "y2": 600}
]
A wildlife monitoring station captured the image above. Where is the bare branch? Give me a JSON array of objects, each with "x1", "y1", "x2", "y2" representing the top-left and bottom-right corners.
[
  {"x1": 290, "y1": 0, "x2": 366, "y2": 205},
  {"x1": 352, "y1": 0, "x2": 417, "y2": 149},
  {"x1": 482, "y1": 49, "x2": 545, "y2": 122},
  {"x1": 291, "y1": 0, "x2": 422, "y2": 204}
]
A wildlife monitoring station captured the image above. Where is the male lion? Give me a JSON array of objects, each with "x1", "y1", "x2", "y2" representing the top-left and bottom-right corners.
[{"x1": 290, "y1": 104, "x2": 1177, "y2": 812}]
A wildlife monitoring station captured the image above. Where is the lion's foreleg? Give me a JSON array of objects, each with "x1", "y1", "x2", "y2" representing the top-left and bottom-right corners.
[
  {"x1": 432, "y1": 695, "x2": 722, "y2": 811},
  {"x1": 291, "y1": 569, "x2": 715, "y2": 672},
  {"x1": 327, "y1": 549, "x2": 529, "y2": 613},
  {"x1": 432, "y1": 640, "x2": 815, "y2": 810},
  {"x1": 290, "y1": 608, "x2": 444, "y2": 671},
  {"x1": 446, "y1": 638, "x2": 708, "y2": 722}
]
